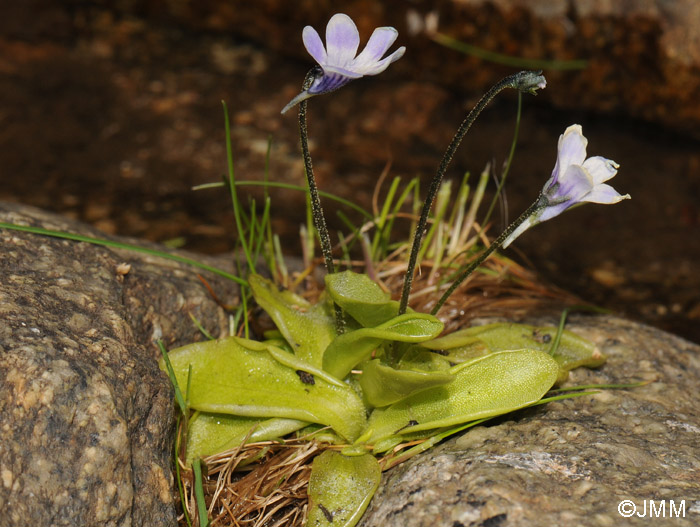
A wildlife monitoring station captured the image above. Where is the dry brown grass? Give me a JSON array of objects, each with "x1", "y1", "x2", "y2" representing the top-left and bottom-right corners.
[{"x1": 178, "y1": 437, "x2": 326, "y2": 527}]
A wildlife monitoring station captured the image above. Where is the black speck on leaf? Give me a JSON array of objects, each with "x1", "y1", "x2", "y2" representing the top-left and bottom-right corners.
[{"x1": 296, "y1": 370, "x2": 315, "y2": 385}]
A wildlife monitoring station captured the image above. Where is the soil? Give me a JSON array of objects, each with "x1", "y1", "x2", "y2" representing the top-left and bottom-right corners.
[{"x1": 1, "y1": 3, "x2": 699, "y2": 343}]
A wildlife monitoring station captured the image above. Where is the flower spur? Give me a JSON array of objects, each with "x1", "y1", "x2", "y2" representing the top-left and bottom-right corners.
[{"x1": 281, "y1": 13, "x2": 406, "y2": 114}]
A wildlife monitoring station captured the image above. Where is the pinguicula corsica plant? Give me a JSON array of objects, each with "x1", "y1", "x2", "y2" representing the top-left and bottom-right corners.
[{"x1": 159, "y1": 13, "x2": 630, "y2": 527}]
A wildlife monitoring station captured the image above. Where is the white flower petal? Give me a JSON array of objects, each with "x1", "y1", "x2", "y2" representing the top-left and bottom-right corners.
[
  {"x1": 354, "y1": 46, "x2": 406, "y2": 75},
  {"x1": 582, "y1": 156, "x2": 619, "y2": 185},
  {"x1": 302, "y1": 26, "x2": 327, "y2": 65},
  {"x1": 583, "y1": 184, "x2": 630, "y2": 204},
  {"x1": 352, "y1": 26, "x2": 398, "y2": 70},
  {"x1": 553, "y1": 125, "x2": 588, "y2": 182},
  {"x1": 325, "y1": 13, "x2": 360, "y2": 68}
]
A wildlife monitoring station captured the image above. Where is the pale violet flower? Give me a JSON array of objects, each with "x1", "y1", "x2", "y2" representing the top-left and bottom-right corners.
[
  {"x1": 281, "y1": 13, "x2": 406, "y2": 114},
  {"x1": 503, "y1": 124, "x2": 630, "y2": 248}
]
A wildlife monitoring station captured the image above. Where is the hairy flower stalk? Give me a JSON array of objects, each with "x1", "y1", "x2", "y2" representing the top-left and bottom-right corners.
[
  {"x1": 285, "y1": 14, "x2": 406, "y2": 333},
  {"x1": 398, "y1": 70, "x2": 547, "y2": 315},
  {"x1": 430, "y1": 199, "x2": 542, "y2": 315},
  {"x1": 430, "y1": 124, "x2": 629, "y2": 315},
  {"x1": 297, "y1": 68, "x2": 345, "y2": 332},
  {"x1": 297, "y1": 67, "x2": 335, "y2": 278}
]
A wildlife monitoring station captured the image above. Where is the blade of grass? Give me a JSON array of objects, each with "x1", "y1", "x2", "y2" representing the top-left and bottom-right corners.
[
  {"x1": 548, "y1": 381, "x2": 650, "y2": 392},
  {"x1": 0, "y1": 223, "x2": 248, "y2": 287},
  {"x1": 417, "y1": 180, "x2": 452, "y2": 264},
  {"x1": 382, "y1": 388, "x2": 604, "y2": 470},
  {"x1": 335, "y1": 210, "x2": 363, "y2": 254},
  {"x1": 379, "y1": 177, "x2": 420, "y2": 265},
  {"x1": 382, "y1": 417, "x2": 490, "y2": 470},
  {"x1": 482, "y1": 92, "x2": 522, "y2": 228},
  {"x1": 456, "y1": 166, "x2": 490, "y2": 248},
  {"x1": 337, "y1": 230, "x2": 352, "y2": 269},
  {"x1": 272, "y1": 234, "x2": 289, "y2": 288},
  {"x1": 174, "y1": 416, "x2": 192, "y2": 527},
  {"x1": 241, "y1": 287, "x2": 250, "y2": 339},
  {"x1": 371, "y1": 176, "x2": 401, "y2": 261},
  {"x1": 549, "y1": 304, "x2": 613, "y2": 355},
  {"x1": 192, "y1": 459, "x2": 210, "y2": 527},
  {"x1": 157, "y1": 340, "x2": 188, "y2": 415},
  {"x1": 192, "y1": 180, "x2": 372, "y2": 220},
  {"x1": 158, "y1": 341, "x2": 193, "y2": 525},
  {"x1": 431, "y1": 32, "x2": 588, "y2": 70},
  {"x1": 187, "y1": 313, "x2": 215, "y2": 341},
  {"x1": 222, "y1": 101, "x2": 255, "y2": 272},
  {"x1": 254, "y1": 197, "x2": 273, "y2": 270}
]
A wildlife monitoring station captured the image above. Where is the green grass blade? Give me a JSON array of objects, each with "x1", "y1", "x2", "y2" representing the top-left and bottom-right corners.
[
  {"x1": 174, "y1": 415, "x2": 192, "y2": 527},
  {"x1": 157, "y1": 340, "x2": 188, "y2": 416},
  {"x1": 222, "y1": 100, "x2": 255, "y2": 271},
  {"x1": 254, "y1": 196, "x2": 273, "y2": 270},
  {"x1": 241, "y1": 287, "x2": 250, "y2": 339},
  {"x1": 548, "y1": 381, "x2": 649, "y2": 392},
  {"x1": 0, "y1": 222, "x2": 247, "y2": 286},
  {"x1": 371, "y1": 176, "x2": 402, "y2": 260},
  {"x1": 447, "y1": 172, "x2": 471, "y2": 255},
  {"x1": 431, "y1": 32, "x2": 588, "y2": 70},
  {"x1": 379, "y1": 177, "x2": 420, "y2": 264},
  {"x1": 454, "y1": 167, "x2": 490, "y2": 251},
  {"x1": 192, "y1": 459, "x2": 210, "y2": 527},
  {"x1": 193, "y1": 180, "x2": 372, "y2": 220},
  {"x1": 482, "y1": 92, "x2": 522, "y2": 228},
  {"x1": 187, "y1": 313, "x2": 215, "y2": 341},
  {"x1": 382, "y1": 417, "x2": 490, "y2": 470},
  {"x1": 417, "y1": 180, "x2": 451, "y2": 263},
  {"x1": 272, "y1": 234, "x2": 288, "y2": 287},
  {"x1": 383, "y1": 386, "x2": 608, "y2": 470}
]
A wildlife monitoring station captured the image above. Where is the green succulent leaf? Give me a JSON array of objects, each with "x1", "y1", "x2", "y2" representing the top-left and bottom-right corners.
[
  {"x1": 307, "y1": 451, "x2": 381, "y2": 527},
  {"x1": 396, "y1": 348, "x2": 452, "y2": 372},
  {"x1": 325, "y1": 271, "x2": 406, "y2": 327},
  {"x1": 358, "y1": 359, "x2": 455, "y2": 407},
  {"x1": 323, "y1": 313, "x2": 444, "y2": 379},
  {"x1": 420, "y1": 322, "x2": 605, "y2": 382},
  {"x1": 185, "y1": 413, "x2": 306, "y2": 465},
  {"x1": 364, "y1": 349, "x2": 559, "y2": 444},
  {"x1": 249, "y1": 273, "x2": 336, "y2": 367},
  {"x1": 160, "y1": 336, "x2": 367, "y2": 442},
  {"x1": 236, "y1": 337, "x2": 345, "y2": 387}
]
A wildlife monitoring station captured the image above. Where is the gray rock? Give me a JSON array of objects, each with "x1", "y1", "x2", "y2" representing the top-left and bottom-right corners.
[
  {"x1": 360, "y1": 315, "x2": 700, "y2": 527},
  {"x1": 0, "y1": 202, "x2": 238, "y2": 526}
]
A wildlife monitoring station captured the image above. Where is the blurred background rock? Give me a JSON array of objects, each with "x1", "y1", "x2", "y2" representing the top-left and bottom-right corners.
[{"x1": 1, "y1": 0, "x2": 699, "y2": 342}]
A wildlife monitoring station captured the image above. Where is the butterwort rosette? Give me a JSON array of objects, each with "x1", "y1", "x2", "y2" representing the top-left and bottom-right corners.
[
  {"x1": 503, "y1": 124, "x2": 630, "y2": 248},
  {"x1": 282, "y1": 13, "x2": 406, "y2": 114}
]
